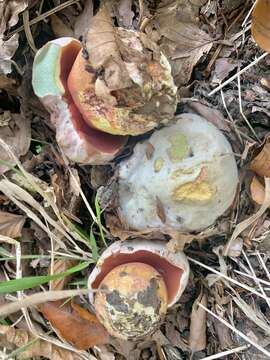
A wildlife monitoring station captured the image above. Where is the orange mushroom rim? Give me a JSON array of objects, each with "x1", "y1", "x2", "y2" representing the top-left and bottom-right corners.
[
  {"x1": 88, "y1": 247, "x2": 188, "y2": 307},
  {"x1": 60, "y1": 41, "x2": 127, "y2": 154},
  {"x1": 33, "y1": 39, "x2": 127, "y2": 157}
]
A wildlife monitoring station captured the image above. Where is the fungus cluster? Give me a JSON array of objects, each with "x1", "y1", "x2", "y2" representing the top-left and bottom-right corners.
[
  {"x1": 32, "y1": 13, "x2": 238, "y2": 343},
  {"x1": 32, "y1": 28, "x2": 177, "y2": 163}
]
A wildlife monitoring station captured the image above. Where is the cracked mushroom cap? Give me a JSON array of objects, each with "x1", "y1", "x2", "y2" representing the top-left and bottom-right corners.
[
  {"x1": 32, "y1": 37, "x2": 126, "y2": 165},
  {"x1": 94, "y1": 262, "x2": 168, "y2": 340},
  {"x1": 67, "y1": 29, "x2": 177, "y2": 136},
  {"x1": 117, "y1": 113, "x2": 238, "y2": 232},
  {"x1": 88, "y1": 239, "x2": 189, "y2": 340}
]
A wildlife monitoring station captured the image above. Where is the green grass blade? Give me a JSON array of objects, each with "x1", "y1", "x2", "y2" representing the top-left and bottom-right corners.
[
  {"x1": 95, "y1": 193, "x2": 107, "y2": 246},
  {"x1": 0, "y1": 262, "x2": 89, "y2": 294},
  {"x1": 89, "y1": 227, "x2": 99, "y2": 262}
]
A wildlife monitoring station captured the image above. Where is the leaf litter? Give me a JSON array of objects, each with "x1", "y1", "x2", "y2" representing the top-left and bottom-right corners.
[{"x1": 0, "y1": 0, "x2": 270, "y2": 359}]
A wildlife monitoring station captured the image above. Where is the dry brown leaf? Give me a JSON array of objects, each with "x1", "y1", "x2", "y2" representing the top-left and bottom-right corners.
[
  {"x1": 225, "y1": 178, "x2": 270, "y2": 255},
  {"x1": 74, "y1": 0, "x2": 93, "y2": 39},
  {"x1": 39, "y1": 301, "x2": 109, "y2": 349},
  {"x1": 0, "y1": 210, "x2": 25, "y2": 238},
  {"x1": 146, "y1": 3, "x2": 212, "y2": 87},
  {"x1": 0, "y1": 1, "x2": 28, "y2": 74},
  {"x1": 112, "y1": 0, "x2": 134, "y2": 28},
  {"x1": 189, "y1": 291, "x2": 207, "y2": 352},
  {"x1": 0, "y1": 289, "x2": 89, "y2": 317},
  {"x1": 187, "y1": 101, "x2": 230, "y2": 132},
  {"x1": 0, "y1": 111, "x2": 31, "y2": 174},
  {"x1": 250, "y1": 176, "x2": 265, "y2": 205},
  {"x1": 85, "y1": 4, "x2": 176, "y2": 124},
  {"x1": 50, "y1": 14, "x2": 74, "y2": 37},
  {"x1": 50, "y1": 259, "x2": 78, "y2": 291},
  {"x1": 0, "y1": 325, "x2": 84, "y2": 360},
  {"x1": 250, "y1": 138, "x2": 270, "y2": 177},
  {"x1": 212, "y1": 58, "x2": 238, "y2": 84},
  {"x1": 0, "y1": 74, "x2": 17, "y2": 93},
  {"x1": 252, "y1": 0, "x2": 270, "y2": 52},
  {"x1": 86, "y1": 5, "x2": 131, "y2": 90}
]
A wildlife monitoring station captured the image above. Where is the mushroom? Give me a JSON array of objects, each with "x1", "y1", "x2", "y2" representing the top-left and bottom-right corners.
[
  {"x1": 117, "y1": 113, "x2": 238, "y2": 232},
  {"x1": 88, "y1": 239, "x2": 189, "y2": 340},
  {"x1": 67, "y1": 13, "x2": 178, "y2": 136},
  {"x1": 32, "y1": 37, "x2": 127, "y2": 164}
]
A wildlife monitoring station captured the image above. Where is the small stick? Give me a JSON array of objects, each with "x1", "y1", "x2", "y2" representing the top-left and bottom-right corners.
[
  {"x1": 7, "y1": 0, "x2": 80, "y2": 38},
  {"x1": 199, "y1": 303, "x2": 270, "y2": 358},
  {"x1": 188, "y1": 257, "x2": 270, "y2": 302},
  {"x1": 234, "y1": 269, "x2": 270, "y2": 287},
  {"x1": 208, "y1": 52, "x2": 268, "y2": 96},
  {"x1": 201, "y1": 344, "x2": 249, "y2": 360}
]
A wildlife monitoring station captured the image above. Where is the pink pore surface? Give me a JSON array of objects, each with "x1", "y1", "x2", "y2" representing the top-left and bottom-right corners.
[
  {"x1": 91, "y1": 251, "x2": 183, "y2": 304},
  {"x1": 59, "y1": 43, "x2": 126, "y2": 153}
]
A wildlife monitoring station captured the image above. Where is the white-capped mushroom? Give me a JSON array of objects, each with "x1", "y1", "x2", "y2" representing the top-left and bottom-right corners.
[{"x1": 117, "y1": 113, "x2": 238, "y2": 232}]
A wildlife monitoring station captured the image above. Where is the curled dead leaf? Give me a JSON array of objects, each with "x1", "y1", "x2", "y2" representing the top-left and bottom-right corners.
[
  {"x1": 0, "y1": 210, "x2": 25, "y2": 238},
  {"x1": 250, "y1": 137, "x2": 270, "y2": 177},
  {"x1": 252, "y1": 0, "x2": 270, "y2": 52},
  {"x1": 189, "y1": 290, "x2": 207, "y2": 352},
  {"x1": 250, "y1": 176, "x2": 265, "y2": 205},
  {"x1": 39, "y1": 300, "x2": 109, "y2": 349}
]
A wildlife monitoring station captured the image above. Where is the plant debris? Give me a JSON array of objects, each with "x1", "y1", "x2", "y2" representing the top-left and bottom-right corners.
[{"x1": 0, "y1": 0, "x2": 270, "y2": 359}]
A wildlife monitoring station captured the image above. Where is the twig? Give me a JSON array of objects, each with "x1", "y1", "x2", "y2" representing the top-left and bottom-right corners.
[
  {"x1": 208, "y1": 52, "x2": 268, "y2": 96},
  {"x1": 201, "y1": 344, "x2": 249, "y2": 360},
  {"x1": 242, "y1": 1, "x2": 257, "y2": 27},
  {"x1": 242, "y1": 250, "x2": 270, "y2": 309},
  {"x1": 234, "y1": 269, "x2": 270, "y2": 287},
  {"x1": 199, "y1": 303, "x2": 270, "y2": 358},
  {"x1": 0, "y1": 289, "x2": 89, "y2": 317},
  {"x1": 188, "y1": 257, "x2": 270, "y2": 302},
  {"x1": 7, "y1": 0, "x2": 80, "y2": 38},
  {"x1": 237, "y1": 73, "x2": 260, "y2": 141}
]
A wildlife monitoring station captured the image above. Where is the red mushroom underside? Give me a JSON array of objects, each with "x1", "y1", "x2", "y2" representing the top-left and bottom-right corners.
[
  {"x1": 59, "y1": 43, "x2": 126, "y2": 154},
  {"x1": 91, "y1": 250, "x2": 183, "y2": 305}
]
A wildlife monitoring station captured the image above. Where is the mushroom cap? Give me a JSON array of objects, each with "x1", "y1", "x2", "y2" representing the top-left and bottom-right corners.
[
  {"x1": 88, "y1": 239, "x2": 189, "y2": 308},
  {"x1": 32, "y1": 38, "x2": 126, "y2": 164},
  {"x1": 94, "y1": 262, "x2": 168, "y2": 340},
  {"x1": 67, "y1": 30, "x2": 177, "y2": 136},
  {"x1": 117, "y1": 113, "x2": 238, "y2": 231}
]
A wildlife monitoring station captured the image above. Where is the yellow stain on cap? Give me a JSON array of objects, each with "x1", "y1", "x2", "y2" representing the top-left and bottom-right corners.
[
  {"x1": 172, "y1": 180, "x2": 215, "y2": 202},
  {"x1": 154, "y1": 158, "x2": 164, "y2": 172},
  {"x1": 167, "y1": 133, "x2": 189, "y2": 163}
]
